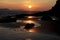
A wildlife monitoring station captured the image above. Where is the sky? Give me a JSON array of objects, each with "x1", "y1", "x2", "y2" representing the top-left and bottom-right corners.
[{"x1": 0, "y1": 0, "x2": 57, "y2": 11}]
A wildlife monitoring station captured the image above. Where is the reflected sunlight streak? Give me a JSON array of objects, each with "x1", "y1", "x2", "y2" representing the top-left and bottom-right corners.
[
  {"x1": 28, "y1": 29, "x2": 36, "y2": 33},
  {"x1": 23, "y1": 20, "x2": 35, "y2": 24}
]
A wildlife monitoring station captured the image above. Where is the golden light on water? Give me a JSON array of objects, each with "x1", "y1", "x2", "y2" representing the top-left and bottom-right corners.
[
  {"x1": 27, "y1": 16, "x2": 34, "y2": 18},
  {"x1": 28, "y1": 29, "x2": 36, "y2": 32},
  {"x1": 23, "y1": 20, "x2": 35, "y2": 24}
]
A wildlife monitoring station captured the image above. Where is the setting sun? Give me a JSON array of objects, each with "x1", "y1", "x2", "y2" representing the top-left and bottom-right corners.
[
  {"x1": 0, "y1": 0, "x2": 57, "y2": 11},
  {"x1": 28, "y1": 5, "x2": 32, "y2": 8}
]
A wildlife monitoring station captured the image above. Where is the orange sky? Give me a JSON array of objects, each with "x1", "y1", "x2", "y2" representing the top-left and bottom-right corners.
[{"x1": 0, "y1": 0, "x2": 57, "y2": 11}]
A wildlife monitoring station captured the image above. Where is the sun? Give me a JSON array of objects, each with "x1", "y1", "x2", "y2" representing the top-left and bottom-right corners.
[{"x1": 28, "y1": 5, "x2": 32, "y2": 8}]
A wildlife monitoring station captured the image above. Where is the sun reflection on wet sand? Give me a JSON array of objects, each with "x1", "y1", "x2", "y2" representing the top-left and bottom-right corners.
[
  {"x1": 27, "y1": 16, "x2": 34, "y2": 18},
  {"x1": 23, "y1": 20, "x2": 35, "y2": 24},
  {"x1": 28, "y1": 29, "x2": 36, "y2": 33},
  {"x1": 24, "y1": 38, "x2": 32, "y2": 40}
]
